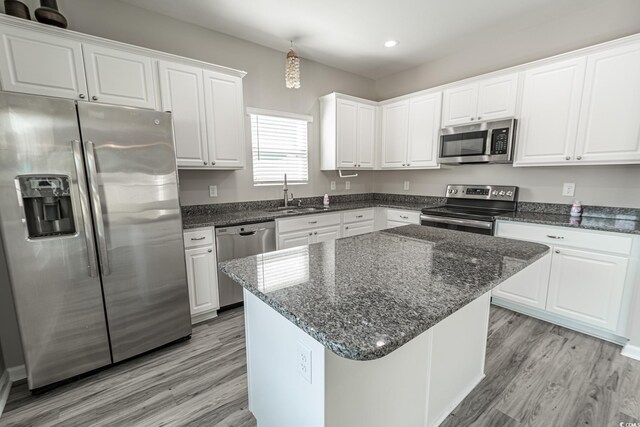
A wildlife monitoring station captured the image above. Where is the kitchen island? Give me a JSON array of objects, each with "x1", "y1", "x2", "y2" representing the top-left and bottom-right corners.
[{"x1": 219, "y1": 225, "x2": 549, "y2": 427}]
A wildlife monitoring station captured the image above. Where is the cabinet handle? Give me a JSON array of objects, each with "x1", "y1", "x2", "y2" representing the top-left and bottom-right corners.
[
  {"x1": 400, "y1": 215, "x2": 409, "y2": 219},
  {"x1": 191, "y1": 236, "x2": 206, "y2": 241},
  {"x1": 356, "y1": 215, "x2": 363, "y2": 218},
  {"x1": 203, "y1": 161, "x2": 208, "y2": 165},
  {"x1": 308, "y1": 220, "x2": 318, "y2": 224},
  {"x1": 470, "y1": 117, "x2": 475, "y2": 121},
  {"x1": 212, "y1": 161, "x2": 216, "y2": 165},
  {"x1": 308, "y1": 232, "x2": 313, "y2": 236},
  {"x1": 546, "y1": 235, "x2": 564, "y2": 240},
  {"x1": 78, "y1": 93, "x2": 86, "y2": 99},
  {"x1": 314, "y1": 232, "x2": 318, "y2": 235},
  {"x1": 407, "y1": 163, "x2": 410, "y2": 166},
  {"x1": 345, "y1": 226, "x2": 349, "y2": 229},
  {"x1": 577, "y1": 156, "x2": 582, "y2": 160},
  {"x1": 477, "y1": 116, "x2": 482, "y2": 120},
  {"x1": 555, "y1": 250, "x2": 560, "y2": 254},
  {"x1": 402, "y1": 163, "x2": 406, "y2": 167},
  {"x1": 208, "y1": 249, "x2": 212, "y2": 253},
  {"x1": 565, "y1": 156, "x2": 571, "y2": 160},
  {"x1": 92, "y1": 96, "x2": 98, "y2": 101}
]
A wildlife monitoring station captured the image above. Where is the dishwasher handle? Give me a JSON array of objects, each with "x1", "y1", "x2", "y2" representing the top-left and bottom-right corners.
[{"x1": 239, "y1": 231, "x2": 257, "y2": 236}]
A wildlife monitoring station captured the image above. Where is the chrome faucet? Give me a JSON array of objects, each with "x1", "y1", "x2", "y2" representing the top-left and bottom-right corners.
[{"x1": 283, "y1": 174, "x2": 289, "y2": 208}]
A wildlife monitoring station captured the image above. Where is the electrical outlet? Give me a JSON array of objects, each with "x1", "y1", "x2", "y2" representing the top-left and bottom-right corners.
[
  {"x1": 562, "y1": 183, "x2": 575, "y2": 197},
  {"x1": 403, "y1": 180, "x2": 410, "y2": 191},
  {"x1": 297, "y1": 342, "x2": 312, "y2": 383},
  {"x1": 345, "y1": 181, "x2": 351, "y2": 190},
  {"x1": 330, "y1": 181, "x2": 336, "y2": 191},
  {"x1": 209, "y1": 185, "x2": 218, "y2": 198}
]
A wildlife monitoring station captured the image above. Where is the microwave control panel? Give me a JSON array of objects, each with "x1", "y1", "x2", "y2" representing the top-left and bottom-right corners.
[{"x1": 490, "y1": 128, "x2": 510, "y2": 155}]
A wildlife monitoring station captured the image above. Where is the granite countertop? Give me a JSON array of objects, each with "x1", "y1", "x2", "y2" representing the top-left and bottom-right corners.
[
  {"x1": 218, "y1": 225, "x2": 549, "y2": 361},
  {"x1": 497, "y1": 211, "x2": 640, "y2": 235},
  {"x1": 182, "y1": 200, "x2": 436, "y2": 229}
]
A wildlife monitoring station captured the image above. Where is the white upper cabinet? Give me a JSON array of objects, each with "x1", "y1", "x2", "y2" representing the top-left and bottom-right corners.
[
  {"x1": 320, "y1": 93, "x2": 376, "y2": 170},
  {"x1": 407, "y1": 93, "x2": 441, "y2": 168},
  {"x1": 574, "y1": 42, "x2": 640, "y2": 164},
  {"x1": 441, "y1": 73, "x2": 518, "y2": 127},
  {"x1": 381, "y1": 93, "x2": 441, "y2": 169},
  {"x1": 83, "y1": 44, "x2": 157, "y2": 109},
  {"x1": 381, "y1": 100, "x2": 409, "y2": 168},
  {"x1": 0, "y1": 25, "x2": 88, "y2": 100},
  {"x1": 203, "y1": 70, "x2": 246, "y2": 169},
  {"x1": 514, "y1": 57, "x2": 587, "y2": 166},
  {"x1": 158, "y1": 61, "x2": 208, "y2": 167}
]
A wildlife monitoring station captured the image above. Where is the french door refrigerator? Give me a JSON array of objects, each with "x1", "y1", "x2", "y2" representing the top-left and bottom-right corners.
[{"x1": 0, "y1": 91, "x2": 191, "y2": 390}]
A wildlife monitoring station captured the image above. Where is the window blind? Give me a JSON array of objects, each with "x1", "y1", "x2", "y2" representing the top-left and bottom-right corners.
[
  {"x1": 256, "y1": 247, "x2": 310, "y2": 292},
  {"x1": 251, "y1": 113, "x2": 309, "y2": 185}
]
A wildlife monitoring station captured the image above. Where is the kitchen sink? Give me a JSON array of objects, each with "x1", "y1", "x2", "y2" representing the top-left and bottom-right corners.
[{"x1": 267, "y1": 206, "x2": 329, "y2": 213}]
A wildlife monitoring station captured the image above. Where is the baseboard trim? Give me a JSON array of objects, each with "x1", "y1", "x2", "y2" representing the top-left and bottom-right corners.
[
  {"x1": 491, "y1": 298, "x2": 627, "y2": 346},
  {"x1": 621, "y1": 343, "x2": 640, "y2": 361},
  {"x1": 191, "y1": 310, "x2": 218, "y2": 325},
  {"x1": 0, "y1": 370, "x2": 11, "y2": 418},
  {"x1": 7, "y1": 365, "x2": 26, "y2": 382}
]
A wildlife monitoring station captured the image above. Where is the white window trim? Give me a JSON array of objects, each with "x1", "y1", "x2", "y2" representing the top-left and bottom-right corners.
[{"x1": 246, "y1": 107, "x2": 313, "y2": 123}]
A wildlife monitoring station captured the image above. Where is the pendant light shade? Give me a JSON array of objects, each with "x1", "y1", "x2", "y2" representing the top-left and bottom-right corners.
[{"x1": 285, "y1": 42, "x2": 300, "y2": 89}]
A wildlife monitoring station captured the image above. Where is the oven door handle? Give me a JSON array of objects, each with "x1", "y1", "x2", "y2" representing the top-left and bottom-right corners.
[{"x1": 420, "y1": 214, "x2": 493, "y2": 230}]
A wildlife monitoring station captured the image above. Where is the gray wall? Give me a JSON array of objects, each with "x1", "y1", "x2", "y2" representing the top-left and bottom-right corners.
[
  {"x1": 52, "y1": 0, "x2": 377, "y2": 206},
  {"x1": 372, "y1": 0, "x2": 640, "y2": 208}
]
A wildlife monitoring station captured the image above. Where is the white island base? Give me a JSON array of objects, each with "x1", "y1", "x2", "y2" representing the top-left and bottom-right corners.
[{"x1": 243, "y1": 290, "x2": 492, "y2": 427}]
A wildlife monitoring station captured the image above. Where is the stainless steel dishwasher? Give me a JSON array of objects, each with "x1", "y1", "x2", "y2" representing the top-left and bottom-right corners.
[{"x1": 216, "y1": 221, "x2": 276, "y2": 308}]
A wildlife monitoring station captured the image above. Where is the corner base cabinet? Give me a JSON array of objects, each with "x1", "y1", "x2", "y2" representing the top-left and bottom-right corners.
[{"x1": 184, "y1": 228, "x2": 220, "y2": 324}]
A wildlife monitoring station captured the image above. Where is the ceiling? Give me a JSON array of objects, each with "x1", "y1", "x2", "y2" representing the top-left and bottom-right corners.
[{"x1": 121, "y1": 0, "x2": 609, "y2": 79}]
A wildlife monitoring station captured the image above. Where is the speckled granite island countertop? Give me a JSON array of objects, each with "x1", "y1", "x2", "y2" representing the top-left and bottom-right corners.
[{"x1": 219, "y1": 225, "x2": 549, "y2": 361}]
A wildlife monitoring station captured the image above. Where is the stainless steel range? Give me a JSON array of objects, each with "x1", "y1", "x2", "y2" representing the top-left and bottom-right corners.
[{"x1": 420, "y1": 184, "x2": 518, "y2": 235}]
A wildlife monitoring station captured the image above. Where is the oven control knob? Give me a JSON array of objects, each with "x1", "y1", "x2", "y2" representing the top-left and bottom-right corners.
[
  {"x1": 448, "y1": 189, "x2": 453, "y2": 194},
  {"x1": 506, "y1": 191, "x2": 514, "y2": 197},
  {"x1": 499, "y1": 191, "x2": 506, "y2": 196},
  {"x1": 453, "y1": 189, "x2": 458, "y2": 194},
  {"x1": 492, "y1": 190, "x2": 498, "y2": 196}
]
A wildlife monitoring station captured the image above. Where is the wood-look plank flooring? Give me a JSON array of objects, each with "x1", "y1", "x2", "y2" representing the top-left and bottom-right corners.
[{"x1": 2, "y1": 305, "x2": 640, "y2": 426}]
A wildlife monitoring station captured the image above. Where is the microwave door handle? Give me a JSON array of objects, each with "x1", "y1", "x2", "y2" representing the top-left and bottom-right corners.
[
  {"x1": 71, "y1": 140, "x2": 99, "y2": 278},
  {"x1": 83, "y1": 140, "x2": 110, "y2": 276},
  {"x1": 485, "y1": 128, "x2": 493, "y2": 155}
]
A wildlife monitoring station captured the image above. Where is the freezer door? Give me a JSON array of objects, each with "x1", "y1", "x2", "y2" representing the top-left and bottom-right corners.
[
  {"x1": 0, "y1": 92, "x2": 111, "y2": 389},
  {"x1": 77, "y1": 102, "x2": 191, "y2": 362}
]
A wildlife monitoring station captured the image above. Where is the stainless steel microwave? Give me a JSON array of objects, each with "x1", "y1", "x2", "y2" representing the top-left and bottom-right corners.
[{"x1": 438, "y1": 118, "x2": 517, "y2": 164}]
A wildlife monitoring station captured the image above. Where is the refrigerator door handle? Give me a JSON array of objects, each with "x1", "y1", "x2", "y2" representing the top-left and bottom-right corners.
[
  {"x1": 71, "y1": 140, "x2": 99, "y2": 278},
  {"x1": 83, "y1": 140, "x2": 110, "y2": 276}
]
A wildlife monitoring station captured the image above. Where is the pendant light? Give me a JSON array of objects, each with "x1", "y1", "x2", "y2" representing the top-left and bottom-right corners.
[{"x1": 285, "y1": 41, "x2": 301, "y2": 89}]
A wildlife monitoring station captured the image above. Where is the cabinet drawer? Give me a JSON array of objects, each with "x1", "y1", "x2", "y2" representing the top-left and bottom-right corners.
[
  {"x1": 496, "y1": 221, "x2": 632, "y2": 255},
  {"x1": 277, "y1": 213, "x2": 341, "y2": 234},
  {"x1": 386, "y1": 209, "x2": 420, "y2": 224},
  {"x1": 343, "y1": 208, "x2": 374, "y2": 224},
  {"x1": 184, "y1": 228, "x2": 214, "y2": 248}
]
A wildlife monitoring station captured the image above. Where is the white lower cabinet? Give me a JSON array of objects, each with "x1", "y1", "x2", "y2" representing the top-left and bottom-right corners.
[
  {"x1": 344, "y1": 221, "x2": 374, "y2": 237},
  {"x1": 278, "y1": 229, "x2": 314, "y2": 250},
  {"x1": 493, "y1": 220, "x2": 636, "y2": 340},
  {"x1": 385, "y1": 209, "x2": 421, "y2": 228},
  {"x1": 546, "y1": 247, "x2": 628, "y2": 331},
  {"x1": 184, "y1": 228, "x2": 219, "y2": 323}
]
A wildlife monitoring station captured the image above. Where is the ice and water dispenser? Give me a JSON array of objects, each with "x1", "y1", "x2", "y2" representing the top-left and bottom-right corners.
[{"x1": 17, "y1": 175, "x2": 76, "y2": 238}]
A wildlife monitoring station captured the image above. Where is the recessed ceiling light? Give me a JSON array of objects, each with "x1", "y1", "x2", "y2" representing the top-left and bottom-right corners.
[{"x1": 384, "y1": 40, "x2": 398, "y2": 48}]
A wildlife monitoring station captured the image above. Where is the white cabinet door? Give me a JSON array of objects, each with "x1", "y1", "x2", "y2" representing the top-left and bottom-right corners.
[
  {"x1": 492, "y1": 253, "x2": 551, "y2": 309},
  {"x1": 83, "y1": 44, "x2": 157, "y2": 109},
  {"x1": 381, "y1": 101, "x2": 409, "y2": 168},
  {"x1": 575, "y1": 42, "x2": 640, "y2": 164},
  {"x1": 343, "y1": 221, "x2": 374, "y2": 237},
  {"x1": 158, "y1": 61, "x2": 208, "y2": 167},
  {"x1": 203, "y1": 70, "x2": 245, "y2": 169},
  {"x1": 515, "y1": 57, "x2": 587, "y2": 166},
  {"x1": 441, "y1": 83, "x2": 478, "y2": 126},
  {"x1": 546, "y1": 247, "x2": 628, "y2": 332},
  {"x1": 476, "y1": 73, "x2": 518, "y2": 122},
  {"x1": 278, "y1": 230, "x2": 314, "y2": 250},
  {"x1": 336, "y1": 99, "x2": 358, "y2": 168},
  {"x1": 313, "y1": 225, "x2": 341, "y2": 243},
  {"x1": 185, "y1": 245, "x2": 219, "y2": 316},
  {"x1": 357, "y1": 103, "x2": 376, "y2": 168},
  {"x1": 407, "y1": 93, "x2": 441, "y2": 168},
  {"x1": 386, "y1": 220, "x2": 408, "y2": 229},
  {"x1": 0, "y1": 26, "x2": 87, "y2": 100}
]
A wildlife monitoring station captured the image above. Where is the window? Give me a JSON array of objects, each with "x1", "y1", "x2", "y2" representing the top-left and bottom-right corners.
[{"x1": 249, "y1": 108, "x2": 312, "y2": 185}]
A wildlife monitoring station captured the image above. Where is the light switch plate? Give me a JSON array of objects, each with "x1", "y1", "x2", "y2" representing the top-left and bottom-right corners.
[
  {"x1": 345, "y1": 181, "x2": 351, "y2": 190},
  {"x1": 404, "y1": 181, "x2": 410, "y2": 191},
  {"x1": 297, "y1": 342, "x2": 312, "y2": 384},
  {"x1": 209, "y1": 185, "x2": 218, "y2": 198},
  {"x1": 562, "y1": 183, "x2": 575, "y2": 197},
  {"x1": 330, "y1": 181, "x2": 336, "y2": 191}
]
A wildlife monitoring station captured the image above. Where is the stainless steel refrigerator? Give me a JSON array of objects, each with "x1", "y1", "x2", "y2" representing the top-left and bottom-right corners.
[{"x1": 0, "y1": 91, "x2": 191, "y2": 390}]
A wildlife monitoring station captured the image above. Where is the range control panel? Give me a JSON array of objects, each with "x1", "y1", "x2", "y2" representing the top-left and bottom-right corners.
[{"x1": 445, "y1": 185, "x2": 518, "y2": 201}]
